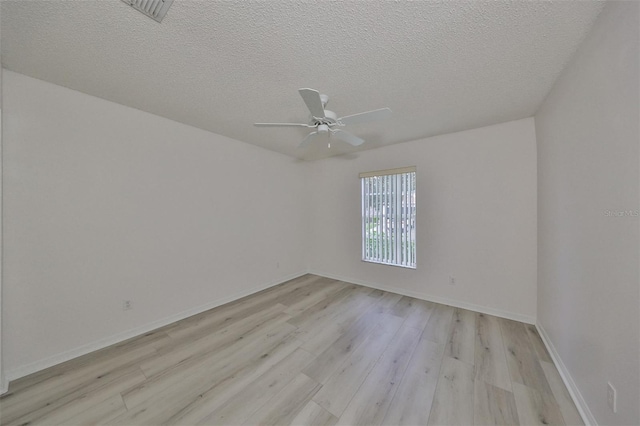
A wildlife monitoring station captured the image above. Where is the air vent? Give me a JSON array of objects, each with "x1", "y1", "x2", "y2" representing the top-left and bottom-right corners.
[{"x1": 122, "y1": 0, "x2": 174, "y2": 23}]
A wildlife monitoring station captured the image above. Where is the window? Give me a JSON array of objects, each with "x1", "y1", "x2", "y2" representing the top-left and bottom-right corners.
[{"x1": 360, "y1": 167, "x2": 416, "y2": 268}]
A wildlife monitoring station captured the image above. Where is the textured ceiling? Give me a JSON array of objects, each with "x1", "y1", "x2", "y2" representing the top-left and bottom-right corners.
[{"x1": 1, "y1": 0, "x2": 604, "y2": 160}]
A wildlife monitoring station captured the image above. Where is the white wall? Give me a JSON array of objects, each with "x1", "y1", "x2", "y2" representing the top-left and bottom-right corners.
[
  {"x1": 1, "y1": 71, "x2": 538, "y2": 385},
  {"x1": 307, "y1": 118, "x2": 538, "y2": 322},
  {"x1": 2, "y1": 71, "x2": 308, "y2": 379},
  {"x1": 535, "y1": 1, "x2": 639, "y2": 425}
]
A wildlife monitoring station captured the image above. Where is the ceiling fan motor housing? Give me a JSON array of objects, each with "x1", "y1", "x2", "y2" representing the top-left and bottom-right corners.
[{"x1": 312, "y1": 109, "x2": 337, "y2": 127}]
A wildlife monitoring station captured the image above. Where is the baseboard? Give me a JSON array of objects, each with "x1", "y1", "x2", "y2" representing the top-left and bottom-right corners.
[
  {"x1": 309, "y1": 270, "x2": 536, "y2": 324},
  {"x1": 3, "y1": 269, "x2": 535, "y2": 390},
  {"x1": 4, "y1": 270, "x2": 308, "y2": 386},
  {"x1": 1, "y1": 374, "x2": 7, "y2": 396},
  {"x1": 536, "y1": 323, "x2": 596, "y2": 426}
]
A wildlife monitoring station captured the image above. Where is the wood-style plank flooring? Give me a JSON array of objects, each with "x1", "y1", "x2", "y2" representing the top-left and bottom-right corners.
[{"x1": 0, "y1": 275, "x2": 583, "y2": 425}]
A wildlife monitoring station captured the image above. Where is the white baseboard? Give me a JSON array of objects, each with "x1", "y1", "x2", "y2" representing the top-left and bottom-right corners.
[
  {"x1": 536, "y1": 323, "x2": 596, "y2": 426},
  {"x1": 1, "y1": 374, "x2": 7, "y2": 396},
  {"x1": 3, "y1": 269, "x2": 536, "y2": 393},
  {"x1": 3, "y1": 270, "x2": 308, "y2": 388},
  {"x1": 309, "y1": 270, "x2": 536, "y2": 324}
]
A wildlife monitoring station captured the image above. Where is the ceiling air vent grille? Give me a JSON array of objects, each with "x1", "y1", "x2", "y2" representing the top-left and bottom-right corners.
[{"x1": 122, "y1": 0, "x2": 174, "y2": 23}]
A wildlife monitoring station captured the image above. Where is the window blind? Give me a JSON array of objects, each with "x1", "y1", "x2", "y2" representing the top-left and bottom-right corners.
[{"x1": 360, "y1": 167, "x2": 416, "y2": 268}]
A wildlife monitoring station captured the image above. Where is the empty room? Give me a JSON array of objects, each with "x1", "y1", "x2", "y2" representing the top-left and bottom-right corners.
[{"x1": 0, "y1": 1, "x2": 638, "y2": 425}]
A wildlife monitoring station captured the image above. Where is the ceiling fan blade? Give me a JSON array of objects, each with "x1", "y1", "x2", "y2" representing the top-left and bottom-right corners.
[
  {"x1": 332, "y1": 129, "x2": 364, "y2": 146},
  {"x1": 254, "y1": 122, "x2": 311, "y2": 127},
  {"x1": 299, "y1": 131, "x2": 319, "y2": 148},
  {"x1": 298, "y1": 88, "x2": 326, "y2": 119},
  {"x1": 338, "y1": 108, "x2": 392, "y2": 125}
]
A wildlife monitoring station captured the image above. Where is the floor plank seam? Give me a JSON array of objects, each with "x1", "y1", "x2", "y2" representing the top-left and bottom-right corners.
[{"x1": 427, "y1": 336, "x2": 452, "y2": 425}]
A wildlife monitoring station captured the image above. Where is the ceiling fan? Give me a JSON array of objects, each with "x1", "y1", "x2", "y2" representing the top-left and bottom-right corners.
[{"x1": 254, "y1": 88, "x2": 392, "y2": 148}]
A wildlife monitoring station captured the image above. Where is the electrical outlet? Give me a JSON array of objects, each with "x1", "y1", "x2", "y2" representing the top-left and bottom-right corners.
[
  {"x1": 607, "y1": 382, "x2": 617, "y2": 413},
  {"x1": 123, "y1": 300, "x2": 133, "y2": 311},
  {"x1": 449, "y1": 276, "x2": 456, "y2": 285}
]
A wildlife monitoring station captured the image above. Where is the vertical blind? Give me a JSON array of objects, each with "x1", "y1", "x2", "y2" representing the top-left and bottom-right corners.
[{"x1": 360, "y1": 167, "x2": 416, "y2": 268}]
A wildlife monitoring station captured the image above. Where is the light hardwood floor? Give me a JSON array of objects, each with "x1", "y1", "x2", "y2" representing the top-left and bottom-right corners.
[{"x1": 0, "y1": 275, "x2": 583, "y2": 425}]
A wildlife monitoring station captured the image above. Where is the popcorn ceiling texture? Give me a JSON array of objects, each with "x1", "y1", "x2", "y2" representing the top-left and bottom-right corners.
[{"x1": 1, "y1": 1, "x2": 604, "y2": 160}]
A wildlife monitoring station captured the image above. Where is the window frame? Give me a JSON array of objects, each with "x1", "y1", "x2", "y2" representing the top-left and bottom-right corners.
[{"x1": 360, "y1": 166, "x2": 417, "y2": 269}]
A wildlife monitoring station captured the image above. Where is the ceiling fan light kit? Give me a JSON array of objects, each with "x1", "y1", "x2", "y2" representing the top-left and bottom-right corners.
[{"x1": 255, "y1": 88, "x2": 391, "y2": 149}]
